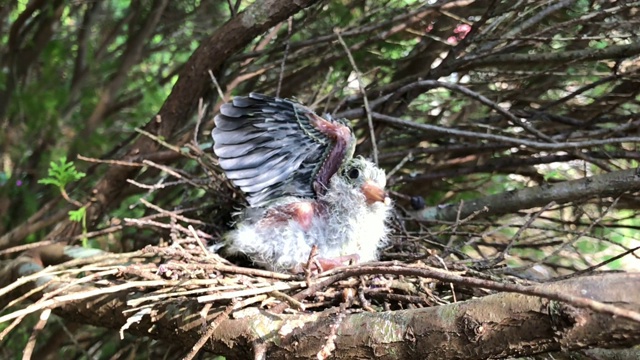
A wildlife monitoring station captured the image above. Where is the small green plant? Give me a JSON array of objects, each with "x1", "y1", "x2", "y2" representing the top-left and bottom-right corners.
[
  {"x1": 38, "y1": 156, "x2": 86, "y2": 189},
  {"x1": 68, "y1": 206, "x2": 88, "y2": 247},
  {"x1": 39, "y1": 157, "x2": 89, "y2": 246}
]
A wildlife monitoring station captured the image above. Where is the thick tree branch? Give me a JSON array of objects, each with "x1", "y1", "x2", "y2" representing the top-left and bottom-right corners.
[
  {"x1": 462, "y1": 40, "x2": 640, "y2": 70},
  {"x1": 1, "y1": 248, "x2": 639, "y2": 359},
  {"x1": 412, "y1": 168, "x2": 640, "y2": 222},
  {"x1": 372, "y1": 112, "x2": 640, "y2": 150}
]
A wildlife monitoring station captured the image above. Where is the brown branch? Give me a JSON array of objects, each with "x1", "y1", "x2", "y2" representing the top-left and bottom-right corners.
[
  {"x1": 2, "y1": 251, "x2": 639, "y2": 359},
  {"x1": 372, "y1": 111, "x2": 640, "y2": 150},
  {"x1": 70, "y1": 1, "x2": 100, "y2": 92},
  {"x1": 0, "y1": 200, "x2": 68, "y2": 250},
  {"x1": 412, "y1": 168, "x2": 640, "y2": 222},
  {"x1": 462, "y1": 41, "x2": 640, "y2": 70},
  {"x1": 230, "y1": 2, "x2": 455, "y2": 61}
]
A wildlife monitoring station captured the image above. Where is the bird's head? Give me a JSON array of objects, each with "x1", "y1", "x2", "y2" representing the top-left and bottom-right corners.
[{"x1": 336, "y1": 156, "x2": 391, "y2": 206}]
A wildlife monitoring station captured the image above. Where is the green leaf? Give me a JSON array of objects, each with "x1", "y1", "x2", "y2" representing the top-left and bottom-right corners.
[
  {"x1": 37, "y1": 178, "x2": 62, "y2": 187},
  {"x1": 543, "y1": 170, "x2": 563, "y2": 181},
  {"x1": 38, "y1": 156, "x2": 86, "y2": 189},
  {"x1": 68, "y1": 206, "x2": 86, "y2": 223}
]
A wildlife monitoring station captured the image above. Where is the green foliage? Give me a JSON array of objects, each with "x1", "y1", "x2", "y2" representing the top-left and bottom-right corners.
[
  {"x1": 69, "y1": 206, "x2": 89, "y2": 247},
  {"x1": 68, "y1": 206, "x2": 86, "y2": 223},
  {"x1": 542, "y1": 170, "x2": 563, "y2": 181},
  {"x1": 38, "y1": 157, "x2": 90, "y2": 246},
  {"x1": 575, "y1": 238, "x2": 604, "y2": 254},
  {"x1": 38, "y1": 157, "x2": 86, "y2": 190}
]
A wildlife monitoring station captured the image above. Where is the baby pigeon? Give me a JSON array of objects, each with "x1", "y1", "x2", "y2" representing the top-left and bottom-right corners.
[{"x1": 212, "y1": 93, "x2": 391, "y2": 272}]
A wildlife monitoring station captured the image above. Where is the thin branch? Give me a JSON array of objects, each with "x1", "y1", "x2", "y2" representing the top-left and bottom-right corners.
[{"x1": 334, "y1": 29, "x2": 378, "y2": 164}]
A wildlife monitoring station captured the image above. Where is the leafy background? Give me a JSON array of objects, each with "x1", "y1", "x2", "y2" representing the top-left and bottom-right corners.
[{"x1": 1, "y1": 0, "x2": 640, "y2": 358}]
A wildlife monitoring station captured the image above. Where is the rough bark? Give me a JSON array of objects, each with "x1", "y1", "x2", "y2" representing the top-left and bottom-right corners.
[
  {"x1": 411, "y1": 168, "x2": 640, "y2": 222},
  {"x1": 2, "y1": 247, "x2": 639, "y2": 359}
]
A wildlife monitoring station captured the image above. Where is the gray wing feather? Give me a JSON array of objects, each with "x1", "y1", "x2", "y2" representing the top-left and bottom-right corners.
[{"x1": 213, "y1": 93, "x2": 344, "y2": 207}]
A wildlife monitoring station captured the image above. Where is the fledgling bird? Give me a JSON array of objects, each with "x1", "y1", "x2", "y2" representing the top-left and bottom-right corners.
[{"x1": 212, "y1": 93, "x2": 392, "y2": 272}]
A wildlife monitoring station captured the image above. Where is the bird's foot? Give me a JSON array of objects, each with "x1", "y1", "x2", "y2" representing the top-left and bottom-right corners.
[
  {"x1": 316, "y1": 254, "x2": 360, "y2": 271},
  {"x1": 294, "y1": 254, "x2": 360, "y2": 273}
]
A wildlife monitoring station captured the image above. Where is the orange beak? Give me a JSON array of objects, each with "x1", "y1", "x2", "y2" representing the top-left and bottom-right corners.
[{"x1": 361, "y1": 181, "x2": 391, "y2": 205}]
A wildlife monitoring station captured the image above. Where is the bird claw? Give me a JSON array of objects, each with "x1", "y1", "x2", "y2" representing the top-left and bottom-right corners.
[{"x1": 294, "y1": 254, "x2": 361, "y2": 274}]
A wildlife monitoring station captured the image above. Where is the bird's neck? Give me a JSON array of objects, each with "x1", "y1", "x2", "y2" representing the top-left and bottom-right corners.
[
  {"x1": 319, "y1": 180, "x2": 376, "y2": 232},
  {"x1": 320, "y1": 180, "x2": 366, "y2": 213},
  {"x1": 316, "y1": 178, "x2": 390, "y2": 254}
]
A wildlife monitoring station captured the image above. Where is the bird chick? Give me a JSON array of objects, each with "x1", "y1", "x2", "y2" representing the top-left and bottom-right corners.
[{"x1": 212, "y1": 93, "x2": 392, "y2": 272}]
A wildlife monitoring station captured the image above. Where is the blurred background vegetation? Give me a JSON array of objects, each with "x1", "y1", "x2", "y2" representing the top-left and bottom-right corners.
[{"x1": 1, "y1": 0, "x2": 640, "y2": 358}]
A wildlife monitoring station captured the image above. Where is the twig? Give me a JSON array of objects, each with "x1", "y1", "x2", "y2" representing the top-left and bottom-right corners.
[
  {"x1": 208, "y1": 70, "x2": 225, "y2": 102},
  {"x1": 551, "y1": 245, "x2": 640, "y2": 281},
  {"x1": 446, "y1": 200, "x2": 466, "y2": 249},
  {"x1": 512, "y1": 198, "x2": 620, "y2": 275},
  {"x1": 334, "y1": 28, "x2": 378, "y2": 164},
  {"x1": 276, "y1": 17, "x2": 293, "y2": 97},
  {"x1": 490, "y1": 201, "x2": 557, "y2": 266},
  {"x1": 197, "y1": 282, "x2": 302, "y2": 302},
  {"x1": 135, "y1": 128, "x2": 183, "y2": 154},
  {"x1": 385, "y1": 151, "x2": 413, "y2": 179},
  {"x1": 194, "y1": 97, "x2": 207, "y2": 145},
  {"x1": 310, "y1": 66, "x2": 334, "y2": 107},
  {"x1": 126, "y1": 178, "x2": 188, "y2": 190},
  {"x1": 189, "y1": 225, "x2": 211, "y2": 257},
  {"x1": 270, "y1": 290, "x2": 306, "y2": 311},
  {"x1": 141, "y1": 160, "x2": 201, "y2": 187},
  {"x1": 182, "y1": 301, "x2": 235, "y2": 360},
  {"x1": 305, "y1": 245, "x2": 319, "y2": 285},
  {"x1": 374, "y1": 111, "x2": 640, "y2": 150},
  {"x1": 126, "y1": 284, "x2": 247, "y2": 307},
  {"x1": 22, "y1": 309, "x2": 51, "y2": 360},
  {"x1": 433, "y1": 255, "x2": 457, "y2": 303},
  {"x1": 77, "y1": 154, "x2": 144, "y2": 167},
  {"x1": 138, "y1": 198, "x2": 206, "y2": 226}
]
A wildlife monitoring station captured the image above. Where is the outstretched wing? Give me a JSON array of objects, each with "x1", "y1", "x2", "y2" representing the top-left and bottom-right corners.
[{"x1": 213, "y1": 93, "x2": 355, "y2": 207}]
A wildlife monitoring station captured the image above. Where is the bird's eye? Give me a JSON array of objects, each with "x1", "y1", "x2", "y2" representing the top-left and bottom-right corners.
[{"x1": 347, "y1": 168, "x2": 360, "y2": 180}]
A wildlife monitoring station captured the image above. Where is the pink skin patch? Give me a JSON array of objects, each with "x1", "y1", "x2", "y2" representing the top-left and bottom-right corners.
[
  {"x1": 293, "y1": 254, "x2": 361, "y2": 273},
  {"x1": 291, "y1": 202, "x2": 314, "y2": 231},
  {"x1": 315, "y1": 254, "x2": 360, "y2": 271},
  {"x1": 260, "y1": 201, "x2": 316, "y2": 231}
]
